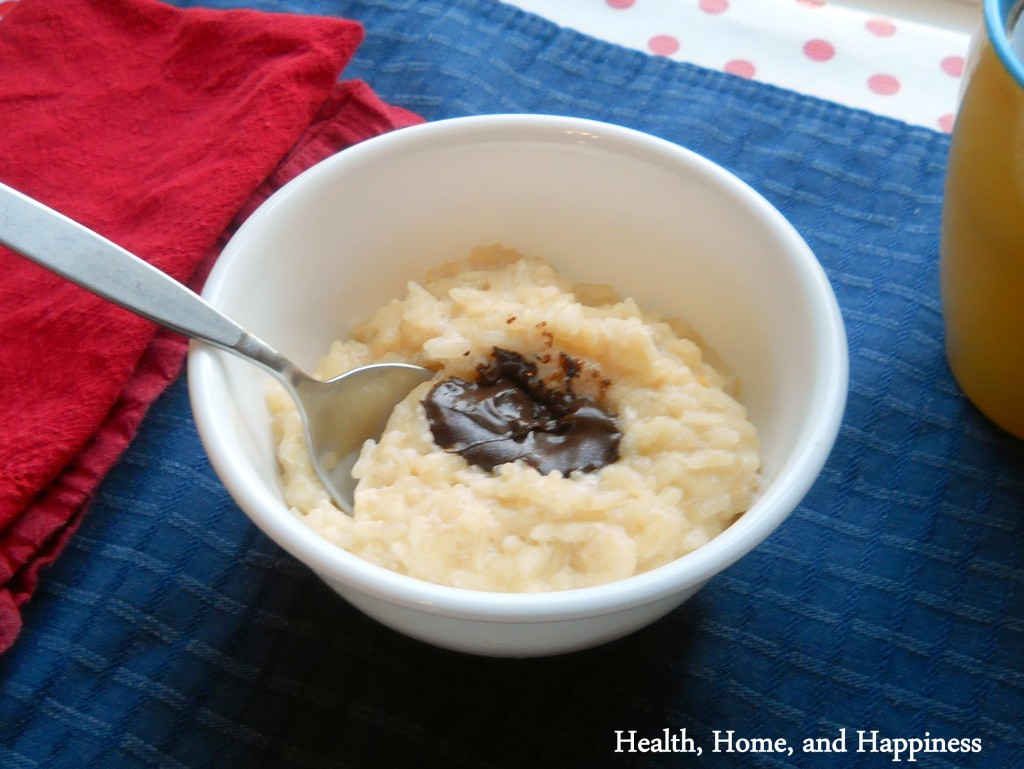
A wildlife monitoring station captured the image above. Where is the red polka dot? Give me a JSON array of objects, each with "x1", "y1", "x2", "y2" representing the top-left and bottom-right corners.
[
  {"x1": 796, "y1": 0, "x2": 825, "y2": 7},
  {"x1": 648, "y1": 35, "x2": 680, "y2": 56},
  {"x1": 938, "y1": 114, "x2": 956, "y2": 133},
  {"x1": 866, "y1": 18, "x2": 897, "y2": 37},
  {"x1": 803, "y1": 39, "x2": 835, "y2": 62},
  {"x1": 868, "y1": 74, "x2": 900, "y2": 95},
  {"x1": 724, "y1": 59, "x2": 756, "y2": 79},
  {"x1": 700, "y1": 0, "x2": 729, "y2": 13},
  {"x1": 941, "y1": 55, "x2": 965, "y2": 78},
  {"x1": 606, "y1": 0, "x2": 636, "y2": 8}
]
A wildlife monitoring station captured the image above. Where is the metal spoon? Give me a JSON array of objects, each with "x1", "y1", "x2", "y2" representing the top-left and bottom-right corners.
[{"x1": 0, "y1": 182, "x2": 433, "y2": 514}]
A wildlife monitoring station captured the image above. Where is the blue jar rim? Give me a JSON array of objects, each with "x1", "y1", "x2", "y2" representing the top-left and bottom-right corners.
[{"x1": 986, "y1": 0, "x2": 1024, "y2": 88}]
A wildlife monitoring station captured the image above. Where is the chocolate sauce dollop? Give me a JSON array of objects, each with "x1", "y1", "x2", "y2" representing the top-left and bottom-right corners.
[{"x1": 423, "y1": 348, "x2": 621, "y2": 475}]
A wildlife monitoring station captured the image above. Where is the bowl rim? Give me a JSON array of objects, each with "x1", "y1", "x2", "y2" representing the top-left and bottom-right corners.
[{"x1": 187, "y1": 113, "x2": 849, "y2": 622}]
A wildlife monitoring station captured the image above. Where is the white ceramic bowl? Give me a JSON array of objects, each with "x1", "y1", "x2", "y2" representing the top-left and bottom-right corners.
[{"x1": 188, "y1": 114, "x2": 847, "y2": 657}]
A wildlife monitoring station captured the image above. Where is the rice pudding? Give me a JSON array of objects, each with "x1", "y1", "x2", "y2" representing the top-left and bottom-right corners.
[{"x1": 268, "y1": 245, "x2": 761, "y2": 592}]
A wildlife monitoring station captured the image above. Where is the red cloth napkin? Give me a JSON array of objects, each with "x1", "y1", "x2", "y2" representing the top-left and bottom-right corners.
[{"x1": 0, "y1": 0, "x2": 422, "y2": 652}]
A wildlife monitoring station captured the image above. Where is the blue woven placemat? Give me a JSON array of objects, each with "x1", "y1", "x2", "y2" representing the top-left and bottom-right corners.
[{"x1": 2, "y1": 1, "x2": 1022, "y2": 767}]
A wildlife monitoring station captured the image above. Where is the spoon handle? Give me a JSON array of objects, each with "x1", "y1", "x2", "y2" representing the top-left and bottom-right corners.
[
  {"x1": 0, "y1": 181, "x2": 246, "y2": 347},
  {"x1": 0, "y1": 181, "x2": 296, "y2": 379}
]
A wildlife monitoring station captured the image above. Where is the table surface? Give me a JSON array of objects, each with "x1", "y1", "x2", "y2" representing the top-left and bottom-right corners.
[
  {"x1": 506, "y1": 0, "x2": 978, "y2": 132},
  {"x1": 2, "y1": 1, "x2": 1022, "y2": 768}
]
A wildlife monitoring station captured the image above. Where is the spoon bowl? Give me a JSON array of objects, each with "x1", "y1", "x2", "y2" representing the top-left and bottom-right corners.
[
  {"x1": 289, "y1": 362, "x2": 432, "y2": 512},
  {"x1": 0, "y1": 181, "x2": 432, "y2": 512}
]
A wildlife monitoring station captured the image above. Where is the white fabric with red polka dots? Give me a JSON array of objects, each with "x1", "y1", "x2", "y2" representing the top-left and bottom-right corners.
[{"x1": 507, "y1": 0, "x2": 979, "y2": 133}]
